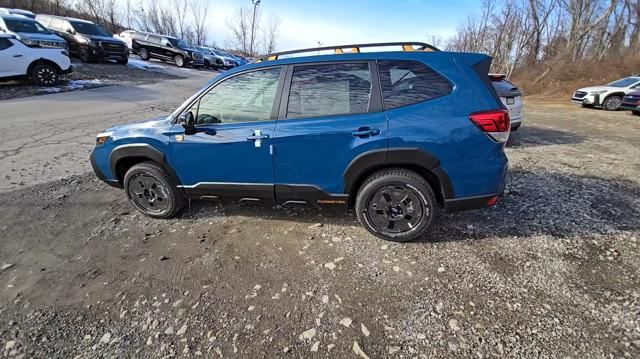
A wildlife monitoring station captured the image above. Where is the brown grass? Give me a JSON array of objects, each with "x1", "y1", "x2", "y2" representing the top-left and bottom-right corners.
[{"x1": 511, "y1": 54, "x2": 640, "y2": 99}]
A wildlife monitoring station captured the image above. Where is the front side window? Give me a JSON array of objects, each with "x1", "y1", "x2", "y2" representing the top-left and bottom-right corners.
[
  {"x1": 378, "y1": 60, "x2": 452, "y2": 109},
  {"x1": 188, "y1": 68, "x2": 281, "y2": 125},
  {"x1": 287, "y1": 62, "x2": 371, "y2": 119},
  {"x1": 0, "y1": 38, "x2": 13, "y2": 51}
]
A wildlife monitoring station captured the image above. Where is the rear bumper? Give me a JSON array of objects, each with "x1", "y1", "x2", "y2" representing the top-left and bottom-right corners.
[
  {"x1": 444, "y1": 193, "x2": 502, "y2": 212},
  {"x1": 90, "y1": 150, "x2": 122, "y2": 188}
]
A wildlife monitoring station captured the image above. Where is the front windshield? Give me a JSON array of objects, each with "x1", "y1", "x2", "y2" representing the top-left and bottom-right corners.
[
  {"x1": 167, "y1": 37, "x2": 189, "y2": 48},
  {"x1": 4, "y1": 18, "x2": 50, "y2": 34},
  {"x1": 70, "y1": 21, "x2": 110, "y2": 36},
  {"x1": 607, "y1": 77, "x2": 640, "y2": 88}
]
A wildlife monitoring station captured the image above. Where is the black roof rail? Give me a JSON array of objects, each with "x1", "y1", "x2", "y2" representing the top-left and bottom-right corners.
[{"x1": 254, "y1": 42, "x2": 441, "y2": 63}]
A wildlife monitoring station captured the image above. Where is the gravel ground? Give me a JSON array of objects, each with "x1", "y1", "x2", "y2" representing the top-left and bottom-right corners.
[
  {"x1": 0, "y1": 57, "x2": 210, "y2": 101},
  {"x1": 0, "y1": 101, "x2": 639, "y2": 358}
]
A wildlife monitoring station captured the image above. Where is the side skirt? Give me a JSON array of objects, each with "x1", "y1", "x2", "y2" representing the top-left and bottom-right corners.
[{"x1": 179, "y1": 182, "x2": 349, "y2": 208}]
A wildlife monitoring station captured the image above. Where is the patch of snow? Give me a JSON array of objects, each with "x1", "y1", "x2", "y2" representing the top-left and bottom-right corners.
[
  {"x1": 38, "y1": 79, "x2": 103, "y2": 93},
  {"x1": 127, "y1": 58, "x2": 164, "y2": 70}
]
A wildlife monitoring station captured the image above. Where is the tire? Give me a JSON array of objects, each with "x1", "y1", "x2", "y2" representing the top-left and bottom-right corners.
[
  {"x1": 79, "y1": 46, "x2": 92, "y2": 63},
  {"x1": 174, "y1": 54, "x2": 185, "y2": 68},
  {"x1": 602, "y1": 95, "x2": 622, "y2": 111},
  {"x1": 117, "y1": 58, "x2": 129, "y2": 65},
  {"x1": 355, "y1": 168, "x2": 437, "y2": 242},
  {"x1": 138, "y1": 48, "x2": 150, "y2": 61},
  {"x1": 204, "y1": 59, "x2": 210, "y2": 68},
  {"x1": 632, "y1": 110, "x2": 640, "y2": 116},
  {"x1": 123, "y1": 161, "x2": 186, "y2": 219},
  {"x1": 29, "y1": 63, "x2": 59, "y2": 86}
]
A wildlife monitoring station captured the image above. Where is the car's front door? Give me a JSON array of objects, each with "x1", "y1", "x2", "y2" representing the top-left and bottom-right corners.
[
  {"x1": 169, "y1": 66, "x2": 283, "y2": 200},
  {"x1": 273, "y1": 61, "x2": 388, "y2": 203},
  {"x1": 0, "y1": 38, "x2": 27, "y2": 77}
]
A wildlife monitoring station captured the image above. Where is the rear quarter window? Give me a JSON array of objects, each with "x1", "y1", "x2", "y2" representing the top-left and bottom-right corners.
[
  {"x1": 0, "y1": 38, "x2": 13, "y2": 50},
  {"x1": 377, "y1": 60, "x2": 452, "y2": 109}
]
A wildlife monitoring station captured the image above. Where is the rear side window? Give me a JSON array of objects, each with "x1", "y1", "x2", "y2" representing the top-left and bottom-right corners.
[
  {"x1": 378, "y1": 60, "x2": 452, "y2": 109},
  {"x1": 287, "y1": 62, "x2": 371, "y2": 119},
  {"x1": 0, "y1": 38, "x2": 13, "y2": 50},
  {"x1": 492, "y1": 79, "x2": 518, "y2": 93}
]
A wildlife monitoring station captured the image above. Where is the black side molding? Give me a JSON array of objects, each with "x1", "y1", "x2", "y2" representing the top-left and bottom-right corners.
[
  {"x1": 108, "y1": 143, "x2": 181, "y2": 186},
  {"x1": 343, "y1": 147, "x2": 454, "y2": 198}
]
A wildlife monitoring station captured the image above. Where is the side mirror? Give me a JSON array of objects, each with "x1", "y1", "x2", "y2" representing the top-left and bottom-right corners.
[
  {"x1": 66, "y1": 28, "x2": 75, "y2": 35},
  {"x1": 179, "y1": 111, "x2": 196, "y2": 135}
]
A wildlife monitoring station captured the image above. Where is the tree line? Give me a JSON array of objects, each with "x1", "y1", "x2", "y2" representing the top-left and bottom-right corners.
[
  {"x1": 446, "y1": 0, "x2": 640, "y2": 78},
  {"x1": 1, "y1": 0, "x2": 280, "y2": 56}
]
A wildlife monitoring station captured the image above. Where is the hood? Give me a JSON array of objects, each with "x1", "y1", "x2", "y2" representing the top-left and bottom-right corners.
[
  {"x1": 15, "y1": 32, "x2": 65, "y2": 42},
  {"x1": 105, "y1": 116, "x2": 170, "y2": 132},
  {"x1": 577, "y1": 86, "x2": 619, "y2": 93}
]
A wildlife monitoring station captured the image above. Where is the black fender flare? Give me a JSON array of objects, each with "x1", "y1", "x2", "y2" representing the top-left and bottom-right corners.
[
  {"x1": 343, "y1": 147, "x2": 454, "y2": 199},
  {"x1": 109, "y1": 143, "x2": 181, "y2": 186},
  {"x1": 602, "y1": 92, "x2": 626, "y2": 103}
]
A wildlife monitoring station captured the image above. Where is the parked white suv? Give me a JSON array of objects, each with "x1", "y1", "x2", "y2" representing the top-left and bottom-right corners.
[
  {"x1": 571, "y1": 76, "x2": 640, "y2": 110},
  {"x1": 0, "y1": 34, "x2": 72, "y2": 86}
]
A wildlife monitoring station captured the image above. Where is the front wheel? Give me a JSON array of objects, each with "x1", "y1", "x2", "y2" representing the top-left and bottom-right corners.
[
  {"x1": 174, "y1": 55, "x2": 185, "y2": 68},
  {"x1": 30, "y1": 63, "x2": 59, "y2": 86},
  {"x1": 632, "y1": 110, "x2": 640, "y2": 116},
  {"x1": 124, "y1": 161, "x2": 186, "y2": 219},
  {"x1": 602, "y1": 96, "x2": 622, "y2": 111},
  {"x1": 355, "y1": 169, "x2": 437, "y2": 242},
  {"x1": 117, "y1": 58, "x2": 129, "y2": 65},
  {"x1": 79, "y1": 46, "x2": 92, "y2": 63}
]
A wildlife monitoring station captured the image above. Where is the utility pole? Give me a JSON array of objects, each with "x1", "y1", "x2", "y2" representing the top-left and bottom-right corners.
[{"x1": 250, "y1": 0, "x2": 261, "y2": 56}]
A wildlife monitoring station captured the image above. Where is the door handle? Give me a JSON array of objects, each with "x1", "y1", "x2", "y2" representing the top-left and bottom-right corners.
[
  {"x1": 246, "y1": 134, "x2": 269, "y2": 140},
  {"x1": 247, "y1": 130, "x2": 269, "y2": 148},
  {"x1": 13, "y1": 54, "x2": 23, "y2": 58},
  {"x1": 352, "y1": 128, "x2": 380, "y2": 137}
]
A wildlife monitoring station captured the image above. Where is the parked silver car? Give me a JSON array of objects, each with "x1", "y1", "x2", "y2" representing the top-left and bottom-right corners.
[{"x1": 490, "y1": 74, "x2": 523, "y2": 131}]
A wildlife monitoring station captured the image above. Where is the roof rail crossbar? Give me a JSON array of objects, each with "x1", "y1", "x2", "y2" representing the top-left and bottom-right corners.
[{"x1": 254, "y1": 42, "x2": 440, "y2": 63}]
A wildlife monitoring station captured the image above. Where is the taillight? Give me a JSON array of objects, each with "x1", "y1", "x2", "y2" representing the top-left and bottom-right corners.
[{"x1": 469, "y1": 109, "x2": 510, "y2": 142}]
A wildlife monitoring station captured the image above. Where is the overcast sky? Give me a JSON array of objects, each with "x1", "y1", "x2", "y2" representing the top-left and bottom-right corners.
[{"x1": 203, "y1": 0, "x2": 482, "y2": 50}]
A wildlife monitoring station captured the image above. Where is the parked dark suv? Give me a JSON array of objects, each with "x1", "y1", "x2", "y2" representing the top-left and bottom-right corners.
[
  {"x1": 36, "y1": 15, "x2": 128, "y2": 64},
  {"x1": 90, "y1": 43, "x2": 509, "y2": 242},
  {"x1": 131, "y1": 31, "x2": 204, "y2": 68}
]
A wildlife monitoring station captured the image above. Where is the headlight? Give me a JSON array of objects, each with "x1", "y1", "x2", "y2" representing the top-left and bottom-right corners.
[
  {"x1": 96, "y1": 135, "x2": 111, "y2": 146},
  {"x1": 590, "y1": 90, "x2": 607, "y2": 95},
  {"x1": 21, "y1": 38, "x2": 40, "y2": 47}
]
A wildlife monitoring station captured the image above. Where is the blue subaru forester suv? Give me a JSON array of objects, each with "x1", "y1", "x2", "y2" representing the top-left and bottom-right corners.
[{"x1": 90, "y1": 42, "x2": 509, "y2": 242}]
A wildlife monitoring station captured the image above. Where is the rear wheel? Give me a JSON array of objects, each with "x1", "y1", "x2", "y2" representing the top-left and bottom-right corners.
[
  {"x1": 174, "y1": 54, "x2": 185, "y2": 67},
  {"x1": 30, "y1": 63, "x2": 59, "y2": 86},
  {"x1": 124, "y1": 161, "x2": 186, "y2": 219},
  {"x1": 355, "y1": 169, "x2": 437, "y2": 242},
  {"x1": 138, "y1": 48, "x2": 150, "y2": 61},
  {"x1": 602, "y1": 95, "x2": 622, "y2": 111}
]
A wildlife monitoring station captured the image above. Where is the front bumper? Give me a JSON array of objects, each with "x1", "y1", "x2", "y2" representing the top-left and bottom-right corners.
[
  {"x1": 90, "y1": 149, "x2": 122, "y2": 188},
  {"x1": 89, "y1": 45, "x2": 128, "y2": 60},
  {"x1": 572, "y1": 94, "x2": 601, "y2": 106}
]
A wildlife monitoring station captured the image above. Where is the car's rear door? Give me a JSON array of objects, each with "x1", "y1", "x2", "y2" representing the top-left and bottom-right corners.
[
  {"x1": 168, "y1": 66, "x2": 284, "y2": 201},
  {"x1": 272, "y1": 61, "x2": 388, "y2": 204}
]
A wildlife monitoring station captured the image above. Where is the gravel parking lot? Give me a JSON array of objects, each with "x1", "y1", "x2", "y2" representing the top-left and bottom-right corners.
[{"x1": 0, "y1": 101, "x2": 639, "y2": 358}]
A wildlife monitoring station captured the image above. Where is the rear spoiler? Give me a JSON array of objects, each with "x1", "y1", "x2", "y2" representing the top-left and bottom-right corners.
[{"x1": 455, "y1": 53, "x2": 505, "y2": 109}]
